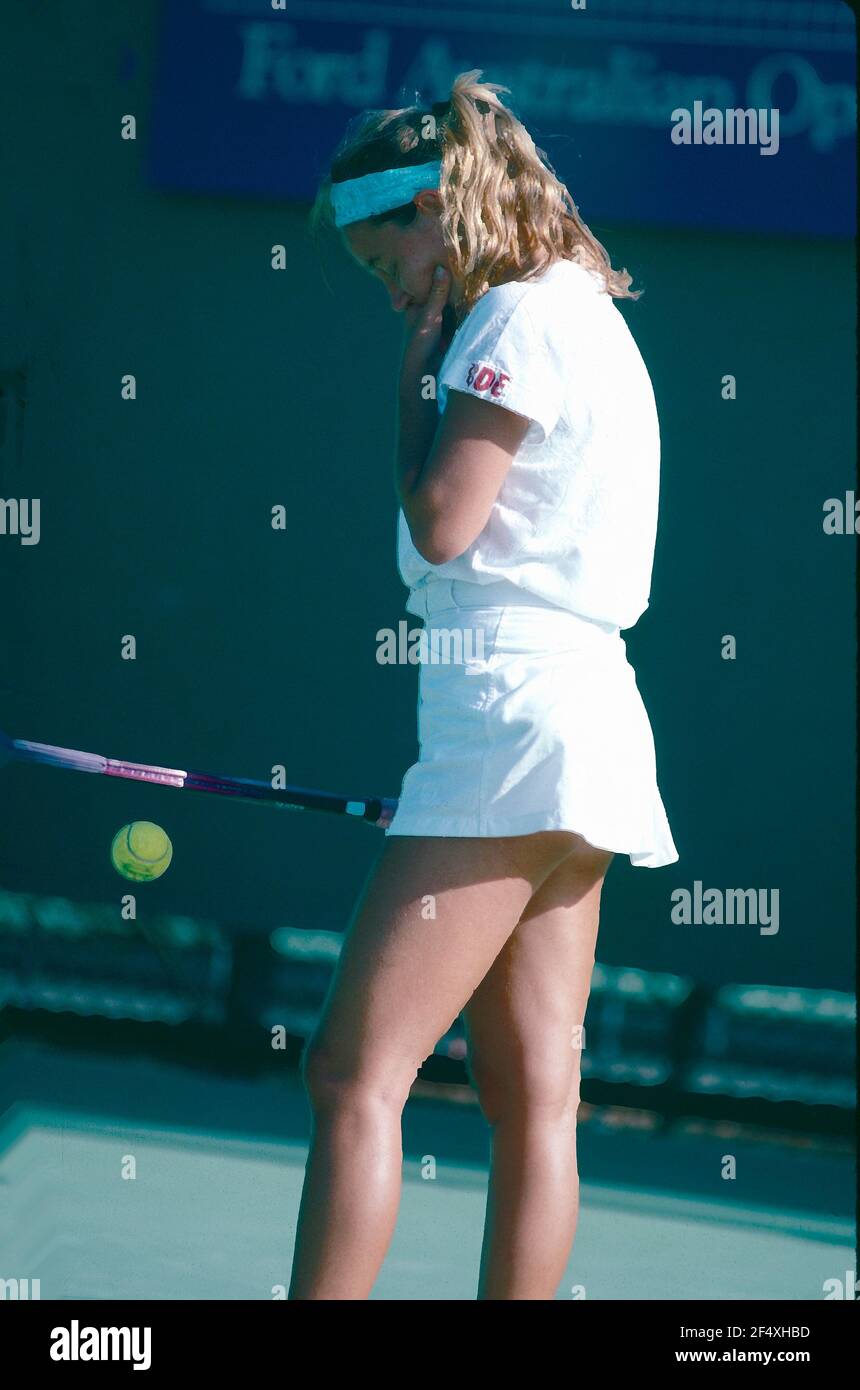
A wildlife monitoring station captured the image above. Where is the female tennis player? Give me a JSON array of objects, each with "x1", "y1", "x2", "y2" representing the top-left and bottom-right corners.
[{"x1": 290, "y1": 70, "x2": 678, "y2": 1300}]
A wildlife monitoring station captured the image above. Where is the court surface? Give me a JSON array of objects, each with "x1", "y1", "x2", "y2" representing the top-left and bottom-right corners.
[{"x1": 0, "y1": 1041, "x2": 853, "y2": 1301}]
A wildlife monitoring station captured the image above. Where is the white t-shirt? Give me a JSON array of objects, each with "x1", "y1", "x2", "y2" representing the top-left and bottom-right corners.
[{"x1": 396, "y1": 258, "x2": 662, "y2": 631}]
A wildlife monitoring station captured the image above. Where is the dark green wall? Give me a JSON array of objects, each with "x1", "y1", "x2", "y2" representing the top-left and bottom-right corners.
[{"x1": 1, "y1": 4, "x2": 854, "y2": 987}]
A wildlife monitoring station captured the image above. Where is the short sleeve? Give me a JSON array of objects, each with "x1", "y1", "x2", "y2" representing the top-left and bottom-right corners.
[{"x1": 437, "y1": 293, "x2": 564, "y2": 444}]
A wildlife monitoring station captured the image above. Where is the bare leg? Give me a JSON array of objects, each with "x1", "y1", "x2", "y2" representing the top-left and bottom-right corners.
[
  {"x1": 463, "y1": 836, "x2": 614, "y2": 1299},
  {"x1": 288, "y1": 830, "x2": 578, "y2": 1300}
]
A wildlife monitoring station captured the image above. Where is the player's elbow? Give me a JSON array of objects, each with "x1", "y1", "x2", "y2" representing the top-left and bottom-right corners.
[
  {"x1": 411, "y1": 519, "x2": 473, "y2": 567},
  {"x1": 408, "y1": 464, "x2": 493, "y2": 564}
]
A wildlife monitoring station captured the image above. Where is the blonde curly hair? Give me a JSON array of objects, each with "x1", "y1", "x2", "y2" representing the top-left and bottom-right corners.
[{"x1": 310, "y1": 68, "x2": 639, "y2": 317}]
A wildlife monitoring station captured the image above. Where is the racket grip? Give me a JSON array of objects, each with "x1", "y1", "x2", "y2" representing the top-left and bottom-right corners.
[{"x1": 374, "y1": 797, "x2": 399, "y2": 830}]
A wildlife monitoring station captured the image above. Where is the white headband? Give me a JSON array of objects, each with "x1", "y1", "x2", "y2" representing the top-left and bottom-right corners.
[{"x1": 331, "y1": 161, "x2": 443, "y2": 228}]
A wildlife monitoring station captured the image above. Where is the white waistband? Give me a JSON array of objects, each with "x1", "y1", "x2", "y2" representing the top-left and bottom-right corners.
[{"x1": 406, "y1": 578, "x2": 620, "y2": 634}]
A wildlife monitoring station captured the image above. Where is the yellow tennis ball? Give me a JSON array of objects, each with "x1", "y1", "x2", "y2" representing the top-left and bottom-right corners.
[{"x1": 110, "y1": 821, "x2": 173, "y2": 882}]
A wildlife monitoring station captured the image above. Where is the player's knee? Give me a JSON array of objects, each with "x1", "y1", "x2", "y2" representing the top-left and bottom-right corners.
[
  {"x1": 301, "y1": 1040, "x2": 353, "y2": 1103},
  {"x1": 471, "y1": 1053, "x2": 581, "y2": 1127},
  {"x1": 301, "y1": 1040, "x2": 415, "y2": 1112}
]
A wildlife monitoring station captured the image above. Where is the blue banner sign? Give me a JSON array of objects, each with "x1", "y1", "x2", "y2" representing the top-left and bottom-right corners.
[{"x1": 148, "y1": 0, "x2": 856, "y2": 236}]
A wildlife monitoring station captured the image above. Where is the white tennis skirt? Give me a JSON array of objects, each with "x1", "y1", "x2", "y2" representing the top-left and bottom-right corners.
[{"x1": 385, "y1": 578, "x2": 678, "y2": 868}]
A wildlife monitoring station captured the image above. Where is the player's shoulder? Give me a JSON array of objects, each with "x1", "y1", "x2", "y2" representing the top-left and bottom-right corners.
[
  {"x1": 461, "y1": 275, "x2": 529, "y2": 330},
  {"x1": 476, "y1": 259, "x2": 608, "y2": 326},
  {"x1": 443, "y1": 259, "x2": 610, "y2": 373},
  {"x1": 525, "y1": 259, "x2": 609, "y2": 314}
]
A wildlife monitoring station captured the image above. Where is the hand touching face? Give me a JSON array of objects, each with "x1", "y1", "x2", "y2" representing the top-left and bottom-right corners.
[{"x1": 343, "y1": 191, "x2": 457, "y2": 316}]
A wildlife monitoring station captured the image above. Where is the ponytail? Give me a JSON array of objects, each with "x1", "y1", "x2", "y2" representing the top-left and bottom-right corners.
[{"x1": 311, "y1": 68, "x2": 638, "y2": 315}]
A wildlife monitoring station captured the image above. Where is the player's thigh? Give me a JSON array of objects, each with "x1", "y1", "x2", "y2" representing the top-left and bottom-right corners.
[
  {"x1": 463, "y1": 836, "x2": 614, "y2": 1121},
  {"x1": 304, "y1": 831, "x2": 577, "y2": 1106}
]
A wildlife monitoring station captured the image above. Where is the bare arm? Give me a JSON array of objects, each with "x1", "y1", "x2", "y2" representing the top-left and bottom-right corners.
[
  {"x1": 395, "y1": 267, "x2": 530, "y2": 566},
  {"x1": 396, "y1": 387, "x2": 530, "y2": 564}
]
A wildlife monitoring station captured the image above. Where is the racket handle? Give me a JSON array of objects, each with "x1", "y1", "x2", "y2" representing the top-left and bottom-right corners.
[{"x1": 374, "y1": 798, "x2": 398, "y2": 830}]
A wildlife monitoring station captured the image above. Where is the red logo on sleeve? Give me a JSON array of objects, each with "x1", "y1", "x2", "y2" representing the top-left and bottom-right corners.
[{"x1": 465, "y1": 361, "x2": 511, "y2": 400}]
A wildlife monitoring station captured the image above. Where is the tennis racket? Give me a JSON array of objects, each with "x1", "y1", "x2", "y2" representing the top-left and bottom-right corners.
[{"x1": 1, "y1": 729, "x2": 398, "y2": 829}]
